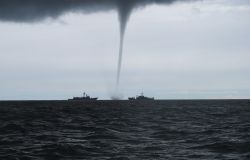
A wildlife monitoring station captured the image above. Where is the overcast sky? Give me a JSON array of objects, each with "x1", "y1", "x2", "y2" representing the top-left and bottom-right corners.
[{"x1": 0, "y1": 0, "x2": 250, "y2": 100}]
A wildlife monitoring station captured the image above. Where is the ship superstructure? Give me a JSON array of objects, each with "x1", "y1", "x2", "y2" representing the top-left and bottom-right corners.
[
  {"x1": 128, "y1": 92, "x2": 154, "y2": 101},
  {"x1": 69, "y1": 92, "x2": 98, "y2": 101}
]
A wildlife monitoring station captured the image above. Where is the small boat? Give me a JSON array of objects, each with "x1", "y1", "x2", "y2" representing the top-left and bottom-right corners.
[
  {"x1": 68, "y1": 92, "x2": 98, "y2": 101},
  {"x1": 128, "y1": 92, "x2": 154, "y2": 101}
]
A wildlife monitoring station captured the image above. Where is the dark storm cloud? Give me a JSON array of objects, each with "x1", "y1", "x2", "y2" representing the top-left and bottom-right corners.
[{"x1": 0, "y1": 0, "x2": 193, "y2": 23}]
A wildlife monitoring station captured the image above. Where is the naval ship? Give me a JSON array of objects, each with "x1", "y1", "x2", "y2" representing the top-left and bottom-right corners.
[
  {"x1": 68, "y1": 92, "x2": 98, "y2": 101},
  {"x1": 128, "y1": 92, "x2": 154, "y2": 101}
]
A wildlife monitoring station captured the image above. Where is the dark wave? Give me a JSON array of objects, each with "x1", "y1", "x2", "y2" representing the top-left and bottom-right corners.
[{"x1": 0, "y1": 100, "x2": 250, "y2": 159}]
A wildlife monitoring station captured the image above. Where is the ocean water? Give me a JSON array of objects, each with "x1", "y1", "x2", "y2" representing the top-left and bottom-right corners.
[{"x1": 0, "y1": 100, "x2": 250, "y2": 160}]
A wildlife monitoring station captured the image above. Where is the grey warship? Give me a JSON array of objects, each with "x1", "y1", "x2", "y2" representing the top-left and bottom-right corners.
[
  {"x1": 68, "y1": 92, "x2": 98, "y2": 101},
  {"x1": 128, "y1": 92, "x2": 154, "y2": 101}
]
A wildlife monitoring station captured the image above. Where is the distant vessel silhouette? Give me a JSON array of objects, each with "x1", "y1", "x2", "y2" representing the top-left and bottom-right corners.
[
  {"x1": 69, "y1": 92, "x2": 98, "y2": 101},
  {"x1": 128, "y1": 92, "x2": 154, "y2": 101}
]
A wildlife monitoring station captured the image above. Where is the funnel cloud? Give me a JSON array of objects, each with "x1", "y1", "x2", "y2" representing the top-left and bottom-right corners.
[{"x1": 0, "y1": 0, "x2": 194, "y2": 97}]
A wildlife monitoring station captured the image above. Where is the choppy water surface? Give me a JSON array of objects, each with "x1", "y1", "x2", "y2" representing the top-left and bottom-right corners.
[{"x1": 0, "y1": 100, "x2": 250, "y2": 160}]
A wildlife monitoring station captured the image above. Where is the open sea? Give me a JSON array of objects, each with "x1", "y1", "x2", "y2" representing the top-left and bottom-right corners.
[{"x1": 0, "y1": 100, "x2": 250, "y2": 160}]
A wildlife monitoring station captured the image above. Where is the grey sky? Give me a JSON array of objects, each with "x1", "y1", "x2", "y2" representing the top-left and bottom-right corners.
[{"x1": 0, "y1": 0, "x2": 250, "y2": 100}]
